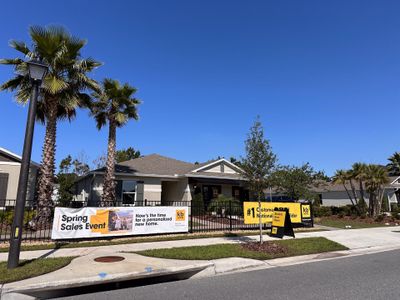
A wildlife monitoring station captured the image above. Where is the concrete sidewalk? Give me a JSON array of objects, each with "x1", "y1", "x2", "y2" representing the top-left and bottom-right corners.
[{"x1": 2, "y1": 226, "x2": 400, "y2": 299}]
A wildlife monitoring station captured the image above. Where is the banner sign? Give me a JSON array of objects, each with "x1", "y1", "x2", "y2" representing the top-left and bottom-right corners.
[
  {"x1": 270, "y1": 208, "x2": 295, "y2": 239},
  {"x1": 243, "y1": 202, "x2": 312, "y2": 225},
  {"x1": 51, "y1": 206, "x2": 188, "y2": 240}
]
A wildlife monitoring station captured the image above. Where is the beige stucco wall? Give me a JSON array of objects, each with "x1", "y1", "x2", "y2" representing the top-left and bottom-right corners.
[
  {"x1": 161, "y1": 178, "x2": 191, "y2": 203},
  {"x1": 0, "y1": 163, "x2": 38, "y2": 201},
  {"x1": 143, "y1": 177, "x2": 162, "y2": 202}
]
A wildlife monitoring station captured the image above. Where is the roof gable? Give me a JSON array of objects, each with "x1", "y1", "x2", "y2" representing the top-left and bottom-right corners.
[{"x1": 190, "y1": 158, "x2": 243, "y2": 175}]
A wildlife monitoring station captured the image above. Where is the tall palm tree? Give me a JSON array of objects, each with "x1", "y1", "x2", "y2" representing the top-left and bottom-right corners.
[
  {"x1": 351, "y1": 162, "x2": 368, "y2": 213},
  {"x1": 351, "y1": 163, "x2": 367, "y2": 199},
  {"x1": 0, "y1": 26, "x2": 101, "y2": 225},
  {"x1": 91, "y1": 79, "x2": 140, "y2": 205},
  {"x1": 387, "y1": 152, "x2": 400, "y2": 176},
  {"x1": 332, "y1": 170, "x2": 357, "y2": 207},
  {"x1": 364, "y1": 165, "x2": 389, "y2": 217}
]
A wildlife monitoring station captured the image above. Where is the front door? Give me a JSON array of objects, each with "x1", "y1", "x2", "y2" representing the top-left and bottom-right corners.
[
  {"x1": 202, "y1": 185, "x2": 221, "y2": 207},
  {"x1": 0, "y1": 173, "x2": 9, "y2": 207}
]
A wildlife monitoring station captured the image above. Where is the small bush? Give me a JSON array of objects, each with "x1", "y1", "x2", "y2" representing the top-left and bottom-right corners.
[
  {"x1": 313, "y1": 206, "x2": 332, "y2": 217},
  {"x1": 207, "y1": 195, "x2": 241, "y2": 216},
  {"x1": 374, "y1": 214, "x2": 385, "y2": 222},
  {"x1": 191, "y1": 193, "x2": 205, "y2": 216}
]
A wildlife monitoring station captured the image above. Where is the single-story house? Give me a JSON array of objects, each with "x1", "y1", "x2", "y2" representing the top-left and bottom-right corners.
[
  {"x1": 312, "y1": 176, "x2": 400, "y2": 208},
  {"x1": 74, "y1": 154, "x2": 249, "y2": 206},
  {"x1": 0, "y1": 147, "x2": 40, "y2": 207}
]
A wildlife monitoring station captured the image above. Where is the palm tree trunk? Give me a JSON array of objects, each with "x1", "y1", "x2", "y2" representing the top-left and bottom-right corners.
[
  {"x1": 33, "y1": 101, "x2": 57, "y2": 228},
  {"x1": 349, "y1": 179, "x2": 358, "y2": 205},
  {"x1": 343, "y1": 184, "x2": 356, "y2": 207},
  {"x1": 101, "y1": 119, "x2": 117, "y2": 206},
  {"x1": 359, "y1": 180, "x2": 365, "y2": 201}
]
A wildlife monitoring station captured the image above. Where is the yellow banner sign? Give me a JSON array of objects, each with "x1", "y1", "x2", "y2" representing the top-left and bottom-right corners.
[{"x1": 243, "y1": 202, "x2": 308, "y2": 224}]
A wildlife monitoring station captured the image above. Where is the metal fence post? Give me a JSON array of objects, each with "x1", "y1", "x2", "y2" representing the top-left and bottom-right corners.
[
  {"x1": 229, "y1": 200, "x2": 232, "y2": 232},
  {"x1": 190, "y1": 202, "x2": 193, "y2": 233}
]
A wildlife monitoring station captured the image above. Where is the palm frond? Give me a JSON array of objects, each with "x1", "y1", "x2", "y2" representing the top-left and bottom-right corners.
[
  {"x1": 0, "y1": 58, "x2": 24, "y2": 65},
  {"x1": 9, "y1": 40, "x2": 31, "y2": 56}
]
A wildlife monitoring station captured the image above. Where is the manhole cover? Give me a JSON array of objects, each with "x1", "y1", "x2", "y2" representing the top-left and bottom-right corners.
[{"x1": 94, "y1": 256, "x2": 125, "y2": 263}]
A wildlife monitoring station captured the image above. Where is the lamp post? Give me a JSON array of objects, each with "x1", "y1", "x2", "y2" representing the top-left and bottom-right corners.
[{"x1": 7, "y1": 59, "x2": 48, "y2": 269}]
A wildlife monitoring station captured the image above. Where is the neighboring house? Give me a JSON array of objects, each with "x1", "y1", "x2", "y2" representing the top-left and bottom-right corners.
[
  {"x1": 0, "y1": 147, "x2": 40, "y2": 207},
  {"x1": 74, "y1": 154, "x2": 249, "y2": 206},
  {"x1": 312, "y1": 176, "x2": 400, "y2": 208}
]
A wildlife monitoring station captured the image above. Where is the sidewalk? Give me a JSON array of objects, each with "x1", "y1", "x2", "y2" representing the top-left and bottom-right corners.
[{"x1": 2, "y1": 226, "x2": 400, "y2": 299}]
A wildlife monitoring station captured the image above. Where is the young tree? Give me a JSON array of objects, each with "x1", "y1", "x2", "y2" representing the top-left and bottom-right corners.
[
  {"x1": 115, "y1": 147, "x2": 141, "y2": 163},
  {"x1": 57, "y1": 156, "x2": 77, "y2": 207},
  {"x1": 0, "y1": 25, "x2": 100, "y2": 225},
  {"x1": 91, "y1": 79, "x2": 140, "y2": 205},
  {"x1": 241, "y1": 117, "x2": 276, "y2": 244}
]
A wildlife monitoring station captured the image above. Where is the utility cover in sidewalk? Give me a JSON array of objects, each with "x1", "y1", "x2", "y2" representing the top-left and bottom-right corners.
[{"x1": 94, "y1": 256, "x2": 125, "y2": 263}]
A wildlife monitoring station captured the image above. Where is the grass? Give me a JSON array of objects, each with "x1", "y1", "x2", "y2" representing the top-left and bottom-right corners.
[
  {"x1": 0, "y1": 257, "x2": 75, "y2": 284},
  {"x1": 0, "y1": 228, "x2": 322, "y2": 253},
  {"x1": 316, "y1": 218, "x2": 387, "y2": 229},
  {"x1": 134, "y1": 237, "x2": 347, "y2": 260}
]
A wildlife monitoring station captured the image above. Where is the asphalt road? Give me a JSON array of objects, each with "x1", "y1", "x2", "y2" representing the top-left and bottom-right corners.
[{"x1": 58, "y1": 250, "x2": 400, "y2": 300}]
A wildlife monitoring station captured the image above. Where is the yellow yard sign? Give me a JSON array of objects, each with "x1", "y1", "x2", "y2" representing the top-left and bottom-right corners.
[
  {"x1": 272, "y1": 211, "x2": 286, "y2": 227},
  {"x1": 243, "y1": 202, "x2": 306, "y2": 224}
]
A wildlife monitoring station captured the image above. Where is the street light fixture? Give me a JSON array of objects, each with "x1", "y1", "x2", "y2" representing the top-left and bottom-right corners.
[
  {"x1": 27, "y1": 60, "x2": 48, "y2": 82},
  {"x1": 7, "y1": 59, "x2": 48, "y2": 269}
]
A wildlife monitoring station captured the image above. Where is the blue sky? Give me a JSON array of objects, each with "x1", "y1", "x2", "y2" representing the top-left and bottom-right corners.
[{"x1": 0, "y1": 0, "x2": 399, "y2": 175}]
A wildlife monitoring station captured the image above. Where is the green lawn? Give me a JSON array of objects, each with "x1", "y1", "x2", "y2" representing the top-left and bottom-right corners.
[
  {"x1": 316, "y1": 218, "x2": 387, "y2": 229},
  {"x1": 0, "y1": 257, "x2": 75, "y2": 284},
  {"x1": 134, "y1": 237, "x2": 347, "y2": 260}
]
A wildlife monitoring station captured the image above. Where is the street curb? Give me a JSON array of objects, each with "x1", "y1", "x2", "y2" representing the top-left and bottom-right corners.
[{"x1": 1, "y1": 263, "x2": 211, "y2": 300}]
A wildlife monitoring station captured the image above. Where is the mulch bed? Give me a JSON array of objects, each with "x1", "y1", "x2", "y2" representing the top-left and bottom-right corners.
[
  {"x1": 241, "y1": 241, "x2": 288, "y2": 254},
  {"x1": 322, "y1": 215, "x2": 399, "y2": 225}
]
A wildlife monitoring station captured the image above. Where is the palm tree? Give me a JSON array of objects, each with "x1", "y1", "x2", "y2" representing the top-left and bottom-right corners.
[
  {"x1": 0, "y1": 26, "x2": 101, "y2": 225},
  {"x1": 332, "y1": 170, "x2": 357, "y2": 207},
  {"x1": 351, "y1": 162, "x2": 368, "y2": 210},
  {"x1": 91, "y1": 79, "x2": 140, "y2": 205},
  {"x1": 387, "y1": 152, "x2": 400, "y2": 176},
  {"x1": 364, "y1": 165, "x2": 389, "y2": 217}
]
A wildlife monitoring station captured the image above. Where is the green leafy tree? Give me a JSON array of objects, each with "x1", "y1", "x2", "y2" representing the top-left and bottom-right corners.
[
  {"x1": 91, "y1": 79, "x2": 140, "y2": 205},
  {"x1": 0, "y1": 25, "x2": 100, "y2": 225},
  {"x1": 387, "y1": 152, "x2": 400, "y2": 176},
  {"x1": 115, "y1": 147, "x2": 141, "y2": 163},
  {"x1": 59, "y1": 155, "x2": 73, "y2": 174},
  {"x1": 241, "y1": 117, "x2": 276, "y2": 244},
  {"x1": 271, "y1": 163, "x2": 318, "y2": 201}
]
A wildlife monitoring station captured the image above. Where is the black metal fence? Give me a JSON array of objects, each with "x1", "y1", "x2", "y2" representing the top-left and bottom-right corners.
[{"x1": 0, "y1": 199, "x2": 313, "y2": 243}]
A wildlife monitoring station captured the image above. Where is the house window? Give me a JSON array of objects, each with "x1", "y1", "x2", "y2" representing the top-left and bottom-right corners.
[{"x1": 122, "y1": 180, "x2": 136, "y2": 205}]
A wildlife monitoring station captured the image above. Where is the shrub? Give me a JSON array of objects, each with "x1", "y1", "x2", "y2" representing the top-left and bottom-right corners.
[
  {"x1": 313, "y1": 206, "x2": 332, "y2": 217},
  {"x1": 191, "y1": 193, "x2": 205, "y2": 216},
  {"x1": 207, "y1": 195, "x2": 241, "y2": 216},
  {"x1": 375, "y1": 214, "x2": 385, "y2": 222}
]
